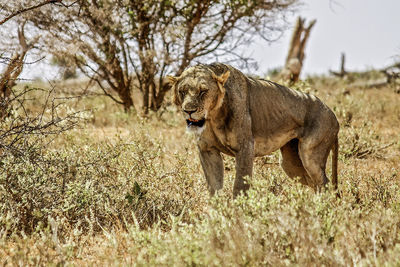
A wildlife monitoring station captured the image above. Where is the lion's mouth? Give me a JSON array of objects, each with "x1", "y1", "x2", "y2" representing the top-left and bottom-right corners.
[{"x1": 186, "y1": 117, "x2": 205, "y2": 127}]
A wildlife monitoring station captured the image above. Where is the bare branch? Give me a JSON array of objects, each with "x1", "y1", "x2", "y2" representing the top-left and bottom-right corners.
[{"x1": 0, "y1": 0, "x2": 63, "y2": 25}]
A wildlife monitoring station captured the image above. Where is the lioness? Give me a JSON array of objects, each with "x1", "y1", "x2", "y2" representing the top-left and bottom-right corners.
[{"x1": 168, "y1": 63, "x2": 339, "y2": 197}]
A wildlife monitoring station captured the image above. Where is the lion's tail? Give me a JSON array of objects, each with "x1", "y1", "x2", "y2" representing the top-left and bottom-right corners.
[{"x1": 331, "y1": 136, "x2": 339, "y2": 191}]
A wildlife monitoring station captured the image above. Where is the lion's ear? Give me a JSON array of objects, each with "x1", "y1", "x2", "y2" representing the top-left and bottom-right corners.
[
  {"x1": 212, "y1": 70, "x2": 230, "y2": 90},
  {"x1": 167, "y1": 75, "x2": 181, "y2": 106},
  {"x1": 212, "y1": 70, "x2": 230, "y2": 94}
]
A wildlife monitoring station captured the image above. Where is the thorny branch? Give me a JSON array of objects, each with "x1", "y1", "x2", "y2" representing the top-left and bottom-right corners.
[{"x1": 0, "y1": 85, "x2": 85, "y2": 160}]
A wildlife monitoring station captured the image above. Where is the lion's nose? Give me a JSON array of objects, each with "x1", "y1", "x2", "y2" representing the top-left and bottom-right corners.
[{"x1": 183, "y1": 108, "x2": 197, "y2": 115}]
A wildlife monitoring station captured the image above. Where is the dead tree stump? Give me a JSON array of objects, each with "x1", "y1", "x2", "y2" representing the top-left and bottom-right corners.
[
  {"x1": 330, "y1": 52, "x2": 348, "y2": 77},
  {"x1": 279, "y1": 17, "x2": 316, "y2": 83}
]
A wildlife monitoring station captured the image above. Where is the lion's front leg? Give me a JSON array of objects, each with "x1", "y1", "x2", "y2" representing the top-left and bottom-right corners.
[
  {"x1": 233, "y1": 139, "x2": 254, "y2": 198},
  {"x1": 198, "y1": 148, "x2": 224, "y2": 196}
]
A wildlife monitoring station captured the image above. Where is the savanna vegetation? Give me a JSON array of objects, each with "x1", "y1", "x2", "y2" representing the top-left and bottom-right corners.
[
  {"x1": 1, "y1": 0, "x2": 400, "y2": 266},
  {"x1": 0, "y1": 72, "x2": 399, "y2": 266}
]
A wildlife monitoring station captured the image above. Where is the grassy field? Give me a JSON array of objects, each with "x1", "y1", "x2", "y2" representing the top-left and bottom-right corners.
[{"x1": 1, "y1": 74, "x2": 400, "y2": 266}]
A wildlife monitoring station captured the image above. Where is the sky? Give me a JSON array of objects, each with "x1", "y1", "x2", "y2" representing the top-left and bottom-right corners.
[
  {"x1": 252, "y1": 0, "x2": 400, "y2": 76},
  {"x1": 21, "y1": 0, "x2": 400, "y2": 79}
]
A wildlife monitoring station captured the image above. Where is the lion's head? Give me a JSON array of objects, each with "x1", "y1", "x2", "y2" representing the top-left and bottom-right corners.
[{"x1": 168, "y1": 65, "x2": 230, "y2": 133}]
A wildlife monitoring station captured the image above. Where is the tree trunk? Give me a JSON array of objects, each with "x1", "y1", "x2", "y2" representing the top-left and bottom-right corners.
[
  {"x1": 1, "y1": 25, "x2": 30, "y2": 119},
  {"x1": 117, "y1": 87, "x2": 134, "y2": 112},
  {"x1": 279, "y1": 17, "x2": 316, "y2": 83},
  {"x1": 154, "y1": 81, "x2": 171, "y2": 111},
  {"x1": 139, "y1": 57, "x2": 173, "y2": 114},
  {"x1": 148, "y1": 78, "x2": 172, "y2": 112},
  {"x1": 142, "y1": 82, "x2": 150, "y2": 115},
  {"x1": 330, "y1": 52, "x2": 347, "y2": 77},
  {"x1": 340, "y1": 53, "x2": 346, "y2": 76}
]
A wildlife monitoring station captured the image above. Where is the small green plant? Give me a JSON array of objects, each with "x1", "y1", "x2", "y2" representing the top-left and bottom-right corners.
[{"x1": 341, "y1": 123, "x2": 394, "y2": 159}]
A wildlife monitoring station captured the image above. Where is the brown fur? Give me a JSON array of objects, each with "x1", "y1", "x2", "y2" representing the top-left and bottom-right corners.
[{"x1": 168, "y1": 63, "x2": 340, "y2": 197}]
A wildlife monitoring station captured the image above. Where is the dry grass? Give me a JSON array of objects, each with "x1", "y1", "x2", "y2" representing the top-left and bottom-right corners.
[{"x1": 1, "y1": 75, "x2": 400, "y2": 266}]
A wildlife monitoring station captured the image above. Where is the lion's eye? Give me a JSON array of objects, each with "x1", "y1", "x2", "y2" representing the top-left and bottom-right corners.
[
  {"x1": 179, "y1": 90, "x2": 185, "y2": 98},
  {"x1": 199, "y1": 90, "x2": 207, "y2": 99}
]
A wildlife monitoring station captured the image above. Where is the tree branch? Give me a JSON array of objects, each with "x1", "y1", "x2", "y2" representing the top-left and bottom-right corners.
[{"x1": 0, "y1": 0, "x2": 63, "y2": 25}]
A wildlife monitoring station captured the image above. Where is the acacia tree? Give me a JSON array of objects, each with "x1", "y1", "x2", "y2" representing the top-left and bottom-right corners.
[{"x1": 29, "y1": 0, "x2": 298, "y2": 113}]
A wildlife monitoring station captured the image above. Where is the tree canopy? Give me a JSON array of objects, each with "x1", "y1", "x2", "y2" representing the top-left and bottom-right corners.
[{"x1": 9, "y1": 0, "x2": 299, "y2": 113}]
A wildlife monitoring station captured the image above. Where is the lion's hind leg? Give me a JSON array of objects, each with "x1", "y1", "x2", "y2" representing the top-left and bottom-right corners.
[
  {"x1": 280, "y1": 139, "x2": 310, "y2": 186},
  {"x1": 298, "y1": 128, "x2": 338, "y2": 190}
]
